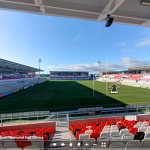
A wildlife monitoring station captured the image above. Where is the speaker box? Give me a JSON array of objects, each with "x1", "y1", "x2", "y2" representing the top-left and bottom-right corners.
[{"x1": 105, "y1": 16, "x2": 114, "y2": 27}]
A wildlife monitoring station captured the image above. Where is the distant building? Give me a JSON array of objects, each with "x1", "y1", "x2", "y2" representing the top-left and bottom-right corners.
[
  {"x1": 49, "y1": 71, "x2": 89, "y2": 80},
  {"x1": 38, "y1": 74, "x2": 50, "y2": 80},
  {"x1": 102, "y1": 66, "x2": 150, "y2": 75}
]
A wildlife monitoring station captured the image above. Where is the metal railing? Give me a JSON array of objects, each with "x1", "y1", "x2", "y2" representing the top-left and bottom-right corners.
[
  {"x1": 0, "y1": 110, "x2": 50, "y2": 126},
  {"x1": 1, "y1": 104, "x2": 150, "y2": 126}
]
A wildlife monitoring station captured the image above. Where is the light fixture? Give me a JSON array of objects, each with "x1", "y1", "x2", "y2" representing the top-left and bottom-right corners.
[
  {"x1": 141, "y1": 0, "x2": 150, "y2": 6},
  {"x1": 105, "y1": 14, "x2": 114, "y2": 27}
]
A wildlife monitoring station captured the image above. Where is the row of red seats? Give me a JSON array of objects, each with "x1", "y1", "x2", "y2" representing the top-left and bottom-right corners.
[
  {"x1": 101, "y1": 74, "x2": 143, "y2": 80},
  {"x1": 70, "y1": 120, "x2": 150, "y2": 140},
  {"x1": 0, "y1": 127, "x2": 55, "y2": 148},
  {"x1": 117, "y1": 120, "x2": 138, "y2": 135},
  {"x1": 0, "y1": 127, "x2": 55, "y2": 141},
  {"x1": 130, "y1": 75, "x2": 142, "y2": 80},
  {"x1": 118, "y1": 120, "x2": 150, "y2": 135},
  {"x1": 113, "y1": 74, "x2": 123, "y2": 79},
  {"x1": 70, "y1": 121, "x2": 118, "y2": 140}
]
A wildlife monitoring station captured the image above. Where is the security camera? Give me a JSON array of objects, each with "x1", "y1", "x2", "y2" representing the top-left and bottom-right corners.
[{"x1": 105, "y1": 14, "x2": 114, "y2": 27}]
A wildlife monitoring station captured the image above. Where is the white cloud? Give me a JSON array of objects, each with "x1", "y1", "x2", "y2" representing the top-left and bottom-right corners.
[
  {"x1": 46, "y1": 58, "x2": 150, "y2": 72},
  {"x1": 117, "y1": 33, "x2": 150, "y2": 50},
  {"x1": 47, "y1": 63, "x2": 99, "y2": 72},
  {"x1": 136, "y1": 39, "x2": 150, "y2": 47},
  {"x1": 122, "y1": 48, "x2": 133, "y2": 52},
  {"x1": 73, "y1": 30, "x2": 85, "y2": 42},
  {"x1": 120, "y1": 58, "x2": 150, "y2": 68},
  {"x1": 73, "y1": 35, "x2": 82, "y2": 42},
  {"x1": 117, "y1": 41, "x2": 127, "y2": 47}
]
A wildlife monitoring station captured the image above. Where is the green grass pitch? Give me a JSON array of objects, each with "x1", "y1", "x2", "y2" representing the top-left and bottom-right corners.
[{"x1": 0, "y1": 80, "x2": 150, "y2": 113}]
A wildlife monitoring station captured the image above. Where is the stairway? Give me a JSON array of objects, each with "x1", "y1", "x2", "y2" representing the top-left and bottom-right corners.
[
  {"x1": 52, "y1": 113, "x2": 71, "y2": 141},
  {"x1": 56, "y1": 121, "x2": 69, "y2": 132}
]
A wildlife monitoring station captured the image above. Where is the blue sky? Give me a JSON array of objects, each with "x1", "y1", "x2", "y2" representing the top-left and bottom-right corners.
[{"x1": 0, "y1": 10, "x2": 150, "y2": 73}]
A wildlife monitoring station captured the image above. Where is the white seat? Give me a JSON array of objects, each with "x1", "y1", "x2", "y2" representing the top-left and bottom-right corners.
[
  {"x1": 6, "y1": 148, "x2": 22, "y2": 150},
  {"x1": 103, "y1": 127, "x2": 110, "y2": 131},
  {"x1": 142, "y1": 139, "x2": 150, "y2": 150},
  {"x1": 28, "y1": 139, "x2": 44, "y2": 148},
  {"x1": 110, "y1": 131, "x2": 120, "y2": 137},
  {"x1": 85, "y1": 130, "x2": 93, "y2": 135},
  {"x1": 109, "y1": 142, "x2": 125, "y2": 150},
  {"x1": 24, "y1": 145, "x2": 40, "y2": 150},
  {"x1": 97, "y1": 138, "x2": 109, "y2": 147},
  {"x1": 136, "y1": 122, "x2": 143, "y2": 125},
  {"x1": 3, "y1": 139, "x2": 18, "y2": 148},
  {"x1": 87, "y1": 138, "x2": 95, "y2": 141},
  {"x1": 141, "y1": 124, "x2": 148, "y2": 128},
  {"x1": 134, "y1": 125, "x2": 141, "y2": 128},
  {"x1": 104, "y1": 125, "x2": 111, "y2": 128},
  {"x1": 119, "y1": 129, "x2": 129, "y2": 136},
  {"x1": 145, "y1": 126, "x2": 150, "y2": 133},
  {"x1": 91, "y1": 145, "x2": 107, "y2": 150},
  {"x1": 144, "y1": 132, "x2": 150, "y2": 139},
  {"x1": 79, "y1": 133, "x2": 89, "y2": 141},
  {"x1": 146, "y1": 126, "x2": 150, "y2": 130},
  {"x1": 111, "y1": 125, "x2": 118, "y2": 128},
  {"x1": 0, "y1": 139, "x2": 3, "y2": 148},
  {"x1": 103, "y1": 128, "x2": 110, "y2": 132},
  {"x1": 111, "y1": 125, "x2": 118, "y2": 130},
  {"x1": 121, "y1": 133, "x2": 134, "y2": 140},
  {"x1": 110, "y1": 128, "x2": 119, "y2": 132},
  {"x1": 101, "y1": 130, "x2": 110, "y2": 133},
  {"x1": 100, "y1": 132, "x2": 110, "y2": 139},
  {"x1": 110, "y1": 135, "x2": 122, "y2": 140},
  {"x1": 145, "y1": 128, "x2": 150, "y2": 135},
  {"x1": 142, "y1": 122, "x2": 149, "y2": 125},
  {"x1": 134, "y1": 122, "x2": 143, "y2": 128},
  {"x1": 83, "y1": 138, "x2": 95, "y2": 148},
  {"x1": 138, "y1": 127, "x2": 147, "y2": 132},
  {"x1": 125, "y1": 140, "x2": 141, "y2": 150}
]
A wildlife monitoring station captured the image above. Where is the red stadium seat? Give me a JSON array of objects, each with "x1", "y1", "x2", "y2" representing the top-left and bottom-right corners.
[{"x1": 15, "y1": 139, "x2": 31, "y2": 148}]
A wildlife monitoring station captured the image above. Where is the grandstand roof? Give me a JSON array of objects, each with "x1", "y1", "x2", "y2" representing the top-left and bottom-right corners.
[
  {"x1": 0, "y1": 0, "x2": 149, "y2": 27},
  {"x1": 0, "y1": 58, "x2": 43, "y2": 73},
  {"x1": 129, "y1": 66, "x2": 150, "y2": 71}
]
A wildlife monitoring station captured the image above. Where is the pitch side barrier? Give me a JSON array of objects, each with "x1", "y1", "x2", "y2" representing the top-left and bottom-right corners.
[
  {"x1": 0, "y1": 105, "x2": 149, "y2": 119},
  {"x1": 45, "y1": 105, "x2": 150, "y2": 121},
  {"x1": 76, "y1": 105, "x2": 150, "y2": 115},
  {"x1": 0, "y1": 111, "x2": 50, "y2": 126},
  {"x1": 0, "y1": 105, "x2": 150, "y2": 126}
]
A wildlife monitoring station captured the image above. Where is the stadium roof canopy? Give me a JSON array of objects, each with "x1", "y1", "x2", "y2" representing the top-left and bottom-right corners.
[
  {"x1": 129, "y1": 66, "x2": 150, "y2": 71},
  {"x1": 0, "y1": 0, "x2": 150, "y2": 27},
  {"x1": 0, "y1": 58, "x2": 42, "y2": 73}
]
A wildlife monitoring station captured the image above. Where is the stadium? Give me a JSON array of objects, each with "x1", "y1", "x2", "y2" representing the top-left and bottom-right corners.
[{"x1": 0, "y1": 0, "x2": 150, "y2": 150}]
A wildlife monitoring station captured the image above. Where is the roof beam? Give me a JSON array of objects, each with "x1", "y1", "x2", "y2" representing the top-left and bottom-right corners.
[
  {"x1": 0, "y1": 0, "x2": 35, "y2": 6},
  {"x1": 0, "y1": 0, "x2": 103, "y2": 15},
  {"x1": 97, "y1": 0, "x2": 125, "y2": 21},
  {"x1": 141, "y1": 21, "x2": 150, "y2": 27},
  {"x1": 34, "y1": 0, "x2": 45, "y2": 14},
  {"x1": 110, "y1": 0, "x2": 125, "y2": 14}
]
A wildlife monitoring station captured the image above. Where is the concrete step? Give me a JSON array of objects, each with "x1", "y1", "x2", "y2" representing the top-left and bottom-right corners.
[{"x1": 57, "y1": 122, "x2": 68, "y2": 127}]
